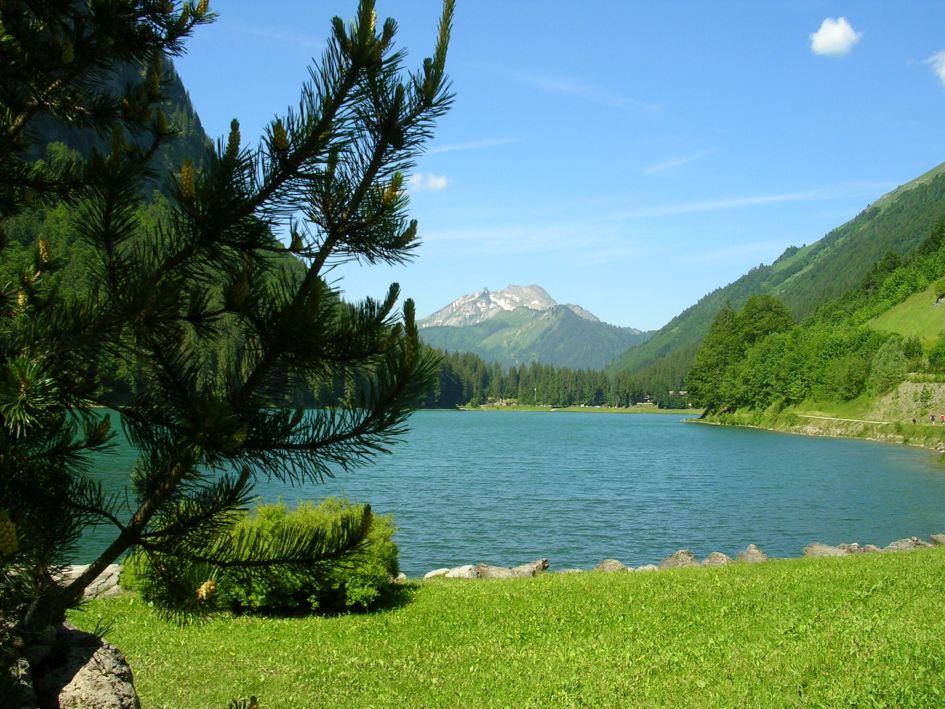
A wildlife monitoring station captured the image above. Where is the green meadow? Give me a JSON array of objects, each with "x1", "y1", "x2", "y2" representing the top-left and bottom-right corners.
[{"x1": 71, "y1": 548, "x2": 945, "y2": 707}]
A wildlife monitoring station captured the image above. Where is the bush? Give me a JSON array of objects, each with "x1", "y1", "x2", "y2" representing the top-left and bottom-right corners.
[
  {"x1": 928, "y1": 334, "x2": 945, "y2": 373},
  {"x1": 123, "y1": 498, "x2": 399, "y2": 615}
]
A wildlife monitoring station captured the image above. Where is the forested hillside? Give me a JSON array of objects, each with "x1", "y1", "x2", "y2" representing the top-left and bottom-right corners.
[
  {"x1": 421, "y1": 347, "x2": 679, "y2": 409},
  {"x1": 609, "y1": 162, "x2": 945, "y2": 396},
  {"x1": 1, "y1": 61, "x2": 309, "y2": 402},
  {"x1": 688, "y1": 219, "x2": 945, "y2": 416}
]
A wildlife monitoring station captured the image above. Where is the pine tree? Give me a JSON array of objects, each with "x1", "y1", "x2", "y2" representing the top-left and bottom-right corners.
[{"x1": 0, "y1": 0, "x2": 453, "y2": 674}]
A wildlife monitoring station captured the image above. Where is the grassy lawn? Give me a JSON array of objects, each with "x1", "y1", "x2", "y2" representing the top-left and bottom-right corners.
[{"x1": 71, "y1": 549, "x2": 945, "y2": 707}]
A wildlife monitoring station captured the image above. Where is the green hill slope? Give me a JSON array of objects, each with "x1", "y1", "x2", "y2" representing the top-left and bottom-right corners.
[
  {"x1": 867, "y1": 284, "x2": 945, "y2": 346},
  {"x1": 421, "y1": 305, "x2": 652, "y2": 369},
  {"x1": 610, "y1": 161, "x2": 945, "y2": 382}
]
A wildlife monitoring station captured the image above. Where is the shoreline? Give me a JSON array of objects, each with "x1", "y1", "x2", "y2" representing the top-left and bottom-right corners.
[
  {"x1": 692, "y1": 411, "x2": 945, "y2": 460},
  {"x1": 440, "y1": 404, "x2": 695, "y2": 415}
]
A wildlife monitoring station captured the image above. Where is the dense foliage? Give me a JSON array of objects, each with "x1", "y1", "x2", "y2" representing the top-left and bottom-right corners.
[
  {"x1": 124, "y1": 498, "x2": 399, "y2": 613},
  {"x1": 0, "y1": 0, "x2": 453, "y2": 690},
  {"x1": 688, "y1": 219, "x2": 945, "y2": 413}
]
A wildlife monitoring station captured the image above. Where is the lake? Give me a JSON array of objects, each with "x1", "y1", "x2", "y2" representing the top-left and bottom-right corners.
[{"x1": 79, "y1": 410, "x2": 945, "y2": 577}]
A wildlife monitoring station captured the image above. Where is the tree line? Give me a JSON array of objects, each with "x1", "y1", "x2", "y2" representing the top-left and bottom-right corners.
[{"x1": 422, "y1": 348, "x2": 690, "y2": 409}]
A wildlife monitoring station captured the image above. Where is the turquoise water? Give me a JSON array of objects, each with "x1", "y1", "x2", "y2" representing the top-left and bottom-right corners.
[{"x1": 79, "y1": 411, "x2": 945, "y2": 577}]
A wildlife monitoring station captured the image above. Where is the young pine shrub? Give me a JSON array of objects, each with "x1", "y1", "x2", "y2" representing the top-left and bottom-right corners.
[{"x1": 123, "y1": 498, "x2": 399, "y2": 615}]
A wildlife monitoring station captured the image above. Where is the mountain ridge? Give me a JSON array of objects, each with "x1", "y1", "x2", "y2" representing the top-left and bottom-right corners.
[{"x1": 419, "y1": 284, "x2": 652, "y2": 370}]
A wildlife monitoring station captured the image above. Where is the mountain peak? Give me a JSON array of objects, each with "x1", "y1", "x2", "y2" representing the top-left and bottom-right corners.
[{"x1": 420, "y1": 284, "x2": 560, "y2": 328}]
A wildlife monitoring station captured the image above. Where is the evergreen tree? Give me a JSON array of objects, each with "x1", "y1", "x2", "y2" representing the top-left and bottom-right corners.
[{"x1": 0, "y1": 0, "x2": 453, "y2": 679}]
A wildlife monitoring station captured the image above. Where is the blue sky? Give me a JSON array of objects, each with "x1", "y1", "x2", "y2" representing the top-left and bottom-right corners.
[{"x1": 175, "y1": 2, "x2": 945, "y2": 330}]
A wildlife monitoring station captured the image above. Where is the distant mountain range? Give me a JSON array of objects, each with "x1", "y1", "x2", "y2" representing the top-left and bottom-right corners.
[
  {"x1": 419, "y1": 285, "x2": 653, "y2": 369},
  {"x1": 609, "y1": 160, "x2": 945, "y2": 389}
]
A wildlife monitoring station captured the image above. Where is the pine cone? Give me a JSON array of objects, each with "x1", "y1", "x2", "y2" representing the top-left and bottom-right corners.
[{"x1": 196, "y1": 579, "x2": 217, "y2": 601}]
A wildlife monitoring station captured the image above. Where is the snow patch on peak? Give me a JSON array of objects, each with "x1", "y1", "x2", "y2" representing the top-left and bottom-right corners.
[{"x1": 420, "y1": 284, "x2": 561, "y2": 328}]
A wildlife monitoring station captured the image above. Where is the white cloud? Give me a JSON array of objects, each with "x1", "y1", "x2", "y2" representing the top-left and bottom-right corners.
[
  {"x1": 408, "y1": 173, "x2": 450, "y2": 192},
  {"x1": 926, "y1": 51, "x2": 945, "y2": 88},
  {"x1": 810, "y1": 17, "x2": 862, "y2": 56},
  {"x1": 643, "y1": 150, "x2": 712, "y2": 175}
]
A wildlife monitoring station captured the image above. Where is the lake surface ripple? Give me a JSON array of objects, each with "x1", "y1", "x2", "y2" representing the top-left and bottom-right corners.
[{"x1": 83, "y1": 411, "x2": 945, "y2": 578}]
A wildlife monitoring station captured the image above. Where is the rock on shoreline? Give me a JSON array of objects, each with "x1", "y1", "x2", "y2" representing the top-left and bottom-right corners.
[{"x1": 420, "y1": 534, "x2": 945, "y2": 580}]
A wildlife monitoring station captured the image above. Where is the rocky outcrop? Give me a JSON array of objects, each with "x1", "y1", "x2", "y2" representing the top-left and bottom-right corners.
[
  {"x1": 475, "y1": 564, "x2": 515, "y2": 579},
  {"x1": 702, "y1": 552, "x2": 733, "y2": 566},
  {"x1": 804, "y1": 543, "x2": 848, "y2": 557},
  {"x1": 736, "y1": 544, "x2": 768, "y2": 563},
  {"x1": 884, "y1": 536, "x2": 932, "y2": 552},
  {"x1": 420, "y1": 534, "x2": 945, "y2": 580},
  {"x1": 511, "y1": 559, "x2": 550, "y2": 577},
  {"x1": 659, "y1": 550, "x2": 696, "y2": 569},
  {"x1": 633, "y1": 564, "x2": 659, "y2": 572},
  {"x1": 58, "y1": 564, "x2": 123, "y2": 599},
  {"x1": 594, "y1": 559, "x2": 627, "y2": 573},
  {"x1": 445, "y1": 565, "x2": 478, "y2": 579},
  {"x1": 427, "y1": 559, "x2": 550, "y2": 580},
  {"x1": 34, "y1": 623, "x2": 139, "y2": 709}
]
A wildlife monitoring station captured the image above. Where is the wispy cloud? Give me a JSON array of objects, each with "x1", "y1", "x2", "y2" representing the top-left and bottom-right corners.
[
  {"x1": 408, "y1": 173, "x2": 450, "y2": 192},
  {"x1": 427, "y1": 138, "x2": 517, "y2": 155},
  {"x1": 810, "y1": 17, "x2": 862, "y2": 57},
  {"x1": 926, "y1": 51, "x2": 945, "y2": 89},
  {"x1": 420, "y1": 180, "x2": 893, "y2": 264},
  {"x1": 643, "y1": 150, "x2": 712, "y2": 175},
  {"x1": 607, "y1": 181, "x2": 893, "y2": 221},
  {"x1": 229, "y1": 24, "x2": 325, "y2": 53},
  {"x1": 499, "y1": 68, "x2": 663, "y2": 114}
]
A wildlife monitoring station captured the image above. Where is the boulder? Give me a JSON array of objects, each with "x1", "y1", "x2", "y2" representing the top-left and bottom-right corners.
[
  {"x1": 393, "y1": 572, "x2": 408, "y2": 583},
  {"x1": 423, "y1": 568, "x2": 450, "y2": 580},
  {"x1": 58, "y1": 564, "x2": 123, "y2": 599},
  {"x1": 35, "y1": 624, "x2": 140, "y2": 709},
  {"x1": 884, "y1": 537, "x2": 932, "y2": 552},
  {"x1": 701, "y1": 551, "x2": 732, "y2": 566},
  {"x1": 556, "y1": 568, "x2": 584, "y2": 574},
  {"x1": 838, "y1": 543, "x2": 862, "y2": 554},
  {"x1": 475, "y1": 564, "x2": 514, "y2": 579},
  {"x1": 510, "y1": 558, "x2": 549, "y2": 577},
  {"x1": 736, "y1": 544, "x2": 768, "y2": 563},
  {"x1": 930, "y1": 533, "x2": 945, "y2": 546},
  {"x1": 594, "y1": 559, "x2": 626, "y2": 573},
  {"x1": 659, "y1": 550, "x2": 697, "y2": 569},
  {"x1": 633, "y1": 564, "x2": 659, "y2": 572},
  {"x1": 804, "y1": 543, "x2": 848, "y2": 558},
  {"x1": 444, "y1": 564, "x2": 478, "y2": 579},
  {"x1": 861, "y1": 544, "x2": 882, "y2": 553}
]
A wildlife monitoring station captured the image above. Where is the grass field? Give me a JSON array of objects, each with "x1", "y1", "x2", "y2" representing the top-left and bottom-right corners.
[
  {"x1": 868, "y1": 285, "x2": 945, "y2": 347},
  {"x1": 70, "y1": 548, "x2": 945, "y2": 707}
]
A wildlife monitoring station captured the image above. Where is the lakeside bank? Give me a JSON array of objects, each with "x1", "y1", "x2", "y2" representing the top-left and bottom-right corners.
[{"x1": 692, "y1": 379, "x2": 945, "y2": 459}]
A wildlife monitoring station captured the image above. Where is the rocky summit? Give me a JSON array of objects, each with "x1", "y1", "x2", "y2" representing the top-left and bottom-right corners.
[{"x1": 420, "y1": 284, "x2": 568, "y2": 328}]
